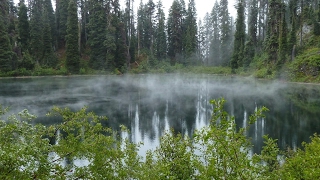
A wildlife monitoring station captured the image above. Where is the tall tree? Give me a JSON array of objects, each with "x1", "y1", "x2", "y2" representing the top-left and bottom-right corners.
[
  {"x1": 154, "y1": 0, "x2": 167, "y2": 60},
  {"x1": 43, "y1": 0, "x2": 56, "y2": 49},
  {"x1": 243, "y1": 0, "x2": 258, "y2": 68},
  {"x1": 219, "y1": 0, "x2": 232, "y2": 66},
  {"x1": 200, "y1": 13, "x2": 212, "y2": 65},
  {"x1": 65, "y1": 0, "x2": 79, "y2": 73},
  {"x1": 79, "y1": 0, "x2": 89, "y2": 50},
  {"x1": 288, "y1": 0, "x2": 298, "y2": 60},
  {"x1": 29, "y1": 0, "x2": 43, "y2": 65},
  {"x1": 231, "y1": 0, "x2": 246, "y2": 71},
  {"x1": 184, "y1": 0, "x2": 198, "y2": 65},
  {"x1": 124, "y1": 0, "x2": 135, "y2": 69},
  {"x1": 209, "y1": 1, "x2": 221, "y2": 66},
  {"x1": 42, "y1": 7, "x2": 56, "y2": 67},
  {"x1": 56, "y1": 0, "x2": 68, "y2": 49},
  {"x1": 17, "y1": 0, "x2": 29, "y2": 53},
  {"x1": 278, "y1": 2, "x2": 287, "y2": 65},
  {"x1": 88, "y1": 0, "x2": 107, "y2": 70},
  {"x1": 167, "y1": 0, "x2": 183, "y2": 64},
  {"x1": 0, "y1": 0, "x2": 13, "y2": 72}
]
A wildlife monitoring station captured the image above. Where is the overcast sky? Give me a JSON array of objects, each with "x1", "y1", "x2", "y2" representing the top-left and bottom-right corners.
[
  {"x1": 13, "y1": 0, "x2": 236, "y2": 22},
  {"x1": 151, "y1": 0, "x2": 237, "y2": 20}
]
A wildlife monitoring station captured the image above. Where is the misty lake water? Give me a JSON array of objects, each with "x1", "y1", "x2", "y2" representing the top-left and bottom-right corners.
[{"x1": 1, "y1": 74, "x2": 320, "y2": 155}]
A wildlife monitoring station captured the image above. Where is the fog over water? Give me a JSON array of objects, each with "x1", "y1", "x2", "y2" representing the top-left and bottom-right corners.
[{"x1": 1, "y1": 74, "x2": 320, "y2": 154}]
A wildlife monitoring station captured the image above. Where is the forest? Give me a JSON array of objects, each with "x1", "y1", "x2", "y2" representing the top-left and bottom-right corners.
[{"x1": 0, "y1": 0, "x2": 320, "y2": 80}]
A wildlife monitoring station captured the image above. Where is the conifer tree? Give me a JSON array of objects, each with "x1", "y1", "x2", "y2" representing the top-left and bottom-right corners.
[
  {"x1": 288, "y1": 0, "x2": 298, "y2": 60},
  {"x1": 210, "y1": 1, "x2": 221, "y2": 66},
  {"x1": 278, "y1": 3, "x2": 288, "y2": 65},
  {"x1": 17, "y1": 0, "x2": 29, "y2": 53},
  {"x1": 184, "y1": 0, "x2": 198, "y2": 65},
  {"x1": 88, "y1": 0, "x2": 107, "y2": 70},
  {"x1": 265, "y1": 0, "x2": 285, "y2": 64},
  {"x1": 43, "y1": 0, "x2": 56, "y2": 49},
  {"x1": 167, "y1": 0, "x2": 183, "y2": 64},
  {"x1": 154, "y1": 0, "x2": 167, "y2": 60},
  {"x1": 112, "y1": 0, "x2": 127, "y2": 72},
  {"x1": 231, "y1": 0, "x2": 246, "y2": 71},
  {"x1": 29, "y1": 0, "x2": 43, "y2": 65},
  {"x1": 65, "y1": 0, "x2": 79, "y2": 73},
  {"x1": 243, "y1": 0, "x2": 258, "y2": 68},
  {"x1": 314, "y1": 3, "x2": 320, "y2": 35},
  {"x1": 42, "y1": 8, "x2": 56, "y2": 67},
  {"x1": 200, "y1": 13, "x2": 212, "y2": 65},
  {"x1": 0, "y1": 0, "x2": 13, "y2": 72},
  {"x1": 56, "y1": 0, "x2": 68, "y2": 49},
  {"x1": 219, "y1": 0, "x2": 232, "y2": 66}
]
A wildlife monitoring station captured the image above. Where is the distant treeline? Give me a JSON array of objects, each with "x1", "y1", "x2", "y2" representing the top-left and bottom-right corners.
[{"x1": 0, "y1": 0, "x2": 319, "y2": 74}]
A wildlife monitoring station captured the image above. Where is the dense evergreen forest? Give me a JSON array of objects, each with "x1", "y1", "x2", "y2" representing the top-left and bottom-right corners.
[{"x1": 0, "y1": 0, "x2": 320, "y2": 78}]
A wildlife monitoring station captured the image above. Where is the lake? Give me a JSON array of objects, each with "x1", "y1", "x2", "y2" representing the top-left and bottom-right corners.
[{"x1": 1, "y1": 74, "x2": 320, "y2": 154}]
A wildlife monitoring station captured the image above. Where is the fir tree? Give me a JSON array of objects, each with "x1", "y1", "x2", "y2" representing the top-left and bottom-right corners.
[
  {"x1": 209, "y1": 1, "x2": 221, "y2": 66},
  {"x1": 29, "y1": 0, "x2": 43, "y2": 65},
  {"x1": 265, "y1": 0, "x2": 285, "y2": 64},
  {"x1": 243, "y1": 0, "x2": 258, "y2": 69},
  {"x1": 42, "y1": 8, "x2": 56, "y2": 67},
  {"x1": 278, "y1": 2, "x2": 288, "y2": 65},
  {"x1": 184, "y1": 0, "x2": 198, "y2": 65},
  {"x1": 167, "y1": 0, "x2": 183, "y2": 64},
  {"x1": 43, "y1": 0, "x2": 56, "y2": 49},
  {"x1": 56, "y1": 0, "x2": 69, "y2": 49},
  {"x1": 155, "y1": 0, "x2": 167, "y2": 60},
  {"x1": 17, "y1": 0, "x2": 29, "y2": 53},
  {"x1": 88, "y1": 0, "x2": 107, "y2": 70},
  {"x1": 219, "y1": 0, "x2": 232, "y2": 66},
  {"x1": 288, "y1": 0, "x2": 298, "y2": 60},
  {"x1": 231, "y1": 0, "x2": 246, "y2": 71},
  {"x1": 65, "y1": 0, "x2": 80, "y2": 73},
  {"x1": 0, "y1": 0, "x2": 13, "y2": 72}
]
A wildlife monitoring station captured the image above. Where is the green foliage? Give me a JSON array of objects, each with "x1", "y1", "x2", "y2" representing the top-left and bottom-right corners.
[
  {"x1": 65, "y1": 0, "x2": 80, "y2": 74},
  {"x1": 0, "y1": 6, "x2": 13, "y2": 72},
  {"x1": 231, "y1": 0, "x2": 246, "y2": 71},
  {"x1": 289, "y1": 48, "x2": 320, "y2": 81},
  {"x1": 279, "y1": 135, "x2": 320, "y2": 179},
  {"x1": 17, "y1": 0, "x2": 29, "y2": 53},
  {"x1": 2, "y1": 98, "x2": 320, "y2": 179}
]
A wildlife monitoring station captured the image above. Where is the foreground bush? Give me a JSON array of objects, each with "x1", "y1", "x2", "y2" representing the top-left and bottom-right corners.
[{"x1": 0, "y1": 100, "x2": 319, "y2": 179}]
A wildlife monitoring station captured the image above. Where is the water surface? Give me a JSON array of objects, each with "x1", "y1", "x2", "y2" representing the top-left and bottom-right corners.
[{"x1": 1, "y1": 75, "x2": 320, "y2": 154}]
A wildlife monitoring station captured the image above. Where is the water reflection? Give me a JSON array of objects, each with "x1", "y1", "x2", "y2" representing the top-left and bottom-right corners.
[{"x1": 1, "y1": 75, "x2": 320, "y2": 154}]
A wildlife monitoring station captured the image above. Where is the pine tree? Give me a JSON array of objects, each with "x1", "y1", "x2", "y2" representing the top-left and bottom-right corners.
[
  {"x1": 200, "y1": 13, "x2": 212, "y2": 65},
  {"x1": 231, "y1": 0, "x2": 246, "y2": 71},
  {"x1": 184, "y1": 0, "x2": 198, "y2": 65},
  {"x1": 314, "y1": 2, "x2": 320, "y2": 35},
  {"x1": 0, "y1": 0, "x2": 13, "y2": 72},
  {"x1": 278, "y1": 2, "x2": 287, "y2": 65},
  {"x1": 29, "y1": 0, "x2": 43, "y2": 65},
  {"x1": 79, "y1": 0, "x2": 89, "y2": 50},
  {"x1": 65, "y1": 0, "x2": 79, "y2": 73},
  {"x1": 154, "y1": 0, "x2": 167, "y2": 60},
  {"x1": 167, "y1": 0, "x2": 183, "y2": 64},
  {"x1": 265, "y1": 0, "x2": 285, "y2": 64},
  {"x1": 56, "y1": 0, "x2": 68, "y2": 49},
  {"x1": 43, "y1": 0, "x2": 56, "y2": 50},
  {"x1": 288, "y1": 0, "x2": 298, "y2": 60},
  {"x1": 88, "y1": 0, "x2": 107, "y2": 70},
  {"x1": 209, "y1": 1, "x2": 221, "y2": 66},
  {"x1": 243, "y1": 0, "x2": 258, "y2": 68},
  {"x1": 42, "y1": 7, "x2": 56, "y2": 67},
  {"x1": 219, "y1": 0, "x2": 232, "y2": 66},
  {"x1": 17, "y1": 0, "x2": 29, "y2": 53}
]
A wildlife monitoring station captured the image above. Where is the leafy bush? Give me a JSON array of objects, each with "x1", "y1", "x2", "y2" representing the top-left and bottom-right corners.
[{"x1": 1, "y1": 99, "x2": 320, "y2": 179}]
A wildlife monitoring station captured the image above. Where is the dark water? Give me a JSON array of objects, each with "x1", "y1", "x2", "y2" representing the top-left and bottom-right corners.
[{"x1": 1, "y1": 75, "x2": 320, "y2": 154}]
